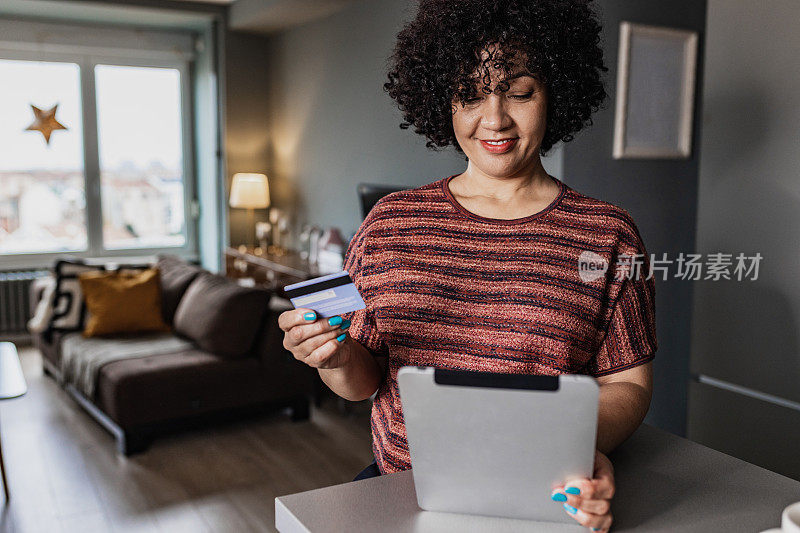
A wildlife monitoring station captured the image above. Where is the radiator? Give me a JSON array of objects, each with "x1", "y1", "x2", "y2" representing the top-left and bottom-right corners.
[{"x1": 0, "y1": 270, "x2": 47, "y2": 336}]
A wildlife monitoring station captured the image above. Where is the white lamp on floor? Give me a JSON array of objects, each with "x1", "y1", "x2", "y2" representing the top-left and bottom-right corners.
[{"x1": 229, "y1": 173, "x2": 270, "y2": 249}]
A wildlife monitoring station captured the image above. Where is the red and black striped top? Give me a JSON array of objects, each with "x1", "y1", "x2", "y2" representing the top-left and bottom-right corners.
[{"x1": 341, "y1": 174, "x2": 657, "y2": 474}]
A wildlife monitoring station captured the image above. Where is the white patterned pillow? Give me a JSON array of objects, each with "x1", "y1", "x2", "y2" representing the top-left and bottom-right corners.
[
  {"x1": 27, "y1": 276, "x2": 55, "y2": 334},
  {"x1": 49, "y1": 259, "x2": 105, "y2": 333}
]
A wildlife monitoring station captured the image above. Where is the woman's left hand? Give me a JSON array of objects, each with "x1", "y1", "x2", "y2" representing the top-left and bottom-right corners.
[{"x1": 550, "y1": 449, "x2": 615, "y2": 532}]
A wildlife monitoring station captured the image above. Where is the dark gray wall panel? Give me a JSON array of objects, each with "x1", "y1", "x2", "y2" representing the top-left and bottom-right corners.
[
  {"x1": 688, "y1": 381, "x2": 800, "y2": 481},
  {"x1": 689, "y1": 0, "x2": 800, "y2": 404},
  {"x1": 563, "y1": 0, "x2": 707, "y2": 435}
]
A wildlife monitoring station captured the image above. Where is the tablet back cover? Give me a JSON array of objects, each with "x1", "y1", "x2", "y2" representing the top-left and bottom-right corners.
[{"x1": 397, "y1": 366, "x2": 598, "y2": 523}]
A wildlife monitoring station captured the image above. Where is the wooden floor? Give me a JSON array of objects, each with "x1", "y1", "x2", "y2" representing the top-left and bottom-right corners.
[{"x1": 0, "y1": 347, "x2": 374, "y2": 533}]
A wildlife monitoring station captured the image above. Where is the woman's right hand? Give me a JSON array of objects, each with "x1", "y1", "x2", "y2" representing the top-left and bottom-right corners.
[{"x1": 279, "y1": 308, "x2": 352, "y2": 369}]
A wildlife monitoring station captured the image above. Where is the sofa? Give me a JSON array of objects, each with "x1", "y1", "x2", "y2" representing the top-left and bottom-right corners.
[{"x1": 30, "y1": 254, "x2": 317, "y2": 455}]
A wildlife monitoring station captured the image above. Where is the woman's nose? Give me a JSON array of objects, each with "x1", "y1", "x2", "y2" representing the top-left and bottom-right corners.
[{"x1": 479, "y1": 94, "x2": 513, "y2": 130}]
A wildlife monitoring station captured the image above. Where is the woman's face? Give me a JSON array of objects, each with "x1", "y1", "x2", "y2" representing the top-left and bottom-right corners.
[{"x1": 451, "y1": 53, "x2": 548, "y2": 179}]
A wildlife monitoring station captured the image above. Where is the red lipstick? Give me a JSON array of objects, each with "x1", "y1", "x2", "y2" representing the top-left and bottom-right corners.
[{"x1": 479, "y1": 138, "x2": 518, "y2": 154}]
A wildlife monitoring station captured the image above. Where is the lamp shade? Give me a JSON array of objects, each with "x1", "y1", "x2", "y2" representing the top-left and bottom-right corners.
[{"x1": 229, "y1": 173, "x2": 270, "y2": 209}]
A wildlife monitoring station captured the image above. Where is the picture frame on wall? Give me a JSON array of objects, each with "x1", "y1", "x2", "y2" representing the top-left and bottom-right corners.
[{"x1": 613, "y1": 21, "x2": 699, "y2": 159}]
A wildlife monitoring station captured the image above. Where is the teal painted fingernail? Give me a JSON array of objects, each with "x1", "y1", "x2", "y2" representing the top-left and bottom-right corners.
[
  {"x1": 591, "y1": 529, "x2": 601, "y2": 532},
  {"x1": 340, "y1": 319, "x2": 351, "y2": 329},
  {"x1": 551, "y1": 492, "x2": 567, "y2": 502},
  {"x1": 563, "y1": 503, "x2": 577, "y2": 515},
  {"x1": 565, "y1": 487, "x2": 581, "y2": 495},
  {"x1": 336, "y1": 333, "x2": 347, "y2": 342},
  {"x1": 328, "y1": 316, "x2": 343, "y2": 326},
  {"x1": 303, "y1": 312, "x2": 316, "y2": 321}
]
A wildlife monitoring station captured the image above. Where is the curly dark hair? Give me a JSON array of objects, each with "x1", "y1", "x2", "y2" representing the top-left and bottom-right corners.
[{"x1": 384, "y1": 0, "x2": 608, "y2": 156}]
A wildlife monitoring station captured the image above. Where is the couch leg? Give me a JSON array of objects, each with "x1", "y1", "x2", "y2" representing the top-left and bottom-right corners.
[
  {"x1": 290, "y1": 397, "x2": 310, "y2": 422},
  {"x1": 118, "y1": 431, "x2": 151, "y2": 456}
]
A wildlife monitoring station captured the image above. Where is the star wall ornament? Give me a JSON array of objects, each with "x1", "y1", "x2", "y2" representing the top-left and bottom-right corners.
[{"x1": 24, "y1": 103, "x2": 68, "y2": 145}]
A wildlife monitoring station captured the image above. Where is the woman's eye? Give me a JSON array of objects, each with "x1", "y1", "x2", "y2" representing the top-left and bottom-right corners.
[{"x1": 461, "y1": 92, "x2": 532, "y2": 105}]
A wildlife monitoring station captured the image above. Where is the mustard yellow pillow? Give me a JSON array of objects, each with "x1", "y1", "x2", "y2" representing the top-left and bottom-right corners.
[{"x1": 78, "y1": 268, "x2": 170, "y2": 337}]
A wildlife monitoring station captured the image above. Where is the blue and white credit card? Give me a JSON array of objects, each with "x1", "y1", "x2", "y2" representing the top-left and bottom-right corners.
[{"x1": 283, "y1": 271, "x2": 366, "y2": 319}]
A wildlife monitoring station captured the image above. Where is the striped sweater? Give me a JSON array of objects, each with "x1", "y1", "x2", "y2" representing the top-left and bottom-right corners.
[{"x1": 341, "y1": 174, "x2": 657, "y2": 474}]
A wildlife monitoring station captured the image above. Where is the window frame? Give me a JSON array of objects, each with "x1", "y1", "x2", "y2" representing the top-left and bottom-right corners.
[{"x1": 0, "y1": 46, "x2": 198, "y2": 269}]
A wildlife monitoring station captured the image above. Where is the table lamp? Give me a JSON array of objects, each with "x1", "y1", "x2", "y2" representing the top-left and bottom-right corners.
[{"x1": 229, "y1": 173, "x2": 270, "y2": 248}]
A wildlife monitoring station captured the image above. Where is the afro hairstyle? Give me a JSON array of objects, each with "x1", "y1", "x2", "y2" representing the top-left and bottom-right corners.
[{"x1": 384, "y1": 0, "x2": 609, "y2": 156}]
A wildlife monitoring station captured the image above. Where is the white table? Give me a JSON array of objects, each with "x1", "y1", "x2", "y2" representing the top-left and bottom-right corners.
[
  {"x1": 276, "y1": 424, "x2": 800, "y2": 532},
  {"x1": 0, "y1": 342, "x2": 27, "y2": 503}
]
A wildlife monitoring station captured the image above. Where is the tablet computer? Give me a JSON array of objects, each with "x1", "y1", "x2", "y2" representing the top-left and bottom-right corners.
[{"x1": 397, "y1": 366, "x2": 598, "y2": 524}]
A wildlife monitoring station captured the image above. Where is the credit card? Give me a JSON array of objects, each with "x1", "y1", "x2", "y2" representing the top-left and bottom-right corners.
[{"x1": 283, "y1": 270, "x2": 366, "y2": 318}]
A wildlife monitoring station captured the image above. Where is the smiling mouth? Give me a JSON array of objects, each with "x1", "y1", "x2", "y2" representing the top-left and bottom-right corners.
[{"x1": 479, "y1": 138, "x2": 518, "y2": 153}]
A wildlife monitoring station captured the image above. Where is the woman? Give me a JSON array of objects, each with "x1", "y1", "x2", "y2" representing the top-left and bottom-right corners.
[{"x1": 279, "y1": 1, "x2": 656, "y2": 531}]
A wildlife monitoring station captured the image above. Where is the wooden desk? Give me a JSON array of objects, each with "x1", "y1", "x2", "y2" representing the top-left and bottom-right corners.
[
  {"x1": 224, "y1": 247, "x2": 330, "y2": 294},
  {"x1": 0, "y1": 342, "x2": 27, "y2": 502},
  {"x1": 275, "y1": 424, "x2": 800, "y2": 532}
]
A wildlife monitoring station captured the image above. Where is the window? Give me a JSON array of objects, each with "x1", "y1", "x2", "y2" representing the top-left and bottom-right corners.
[
  {"x1": 0, "y1": 47, "x2": 196, "y2": 262},
  {"x1": 0, "y1": 59, "x2": 87, "y2": 254},
  {"x1": 95, "y1": 65, "x2": 186, "y2": 250}
]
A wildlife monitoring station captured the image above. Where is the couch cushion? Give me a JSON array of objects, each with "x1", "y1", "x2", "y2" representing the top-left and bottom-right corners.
[
  {"x1": 28, "y1": 276, "x2": 56, "y2": 334},
  {"x1": 95, "y1": 349, "x2": 266, "y2": 427},
  {"x1": 47, "y1": 258, "x2": 151, "y2": 336},
  {"x1": 59, "y1": 331, "x2": 193, "y2": 398},
  {"x1": 156, "y1": 255, "x2": 204, "y2": 324},
  {"x1": 173, "y1": 273, "x2": 270, "y2": 358},
  {"x1": 49, "y1": 259, "x2": 105, "y2": 334},
  {"x1": 78, "y1": 268, "x2": 170, "y2": 337}
]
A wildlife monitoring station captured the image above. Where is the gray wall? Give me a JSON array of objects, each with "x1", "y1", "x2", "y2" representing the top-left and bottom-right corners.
[
  {"x1": 261, "y1": 0, "x2": 562, "y2": 242},
  {"x1": 224, "y1": 30, "x2": 274, "y2": 247},
  {"x1": 687, "y1": 0, "x2": 800, "y2": 479},
  {"x1": 562, "y1": 1, "x2": 707, "y2": 436}
]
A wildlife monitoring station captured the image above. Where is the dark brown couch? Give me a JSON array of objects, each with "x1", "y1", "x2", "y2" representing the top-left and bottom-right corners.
[{"x1": 31, "y1": 255, "x2": 316, "y2": 455}]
